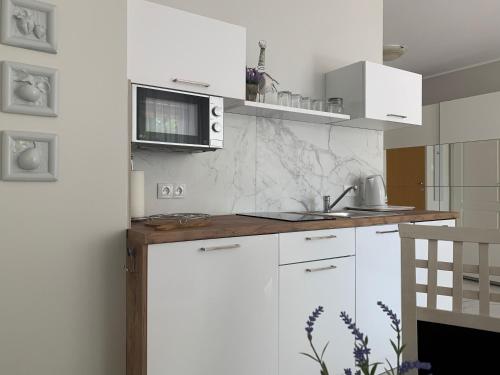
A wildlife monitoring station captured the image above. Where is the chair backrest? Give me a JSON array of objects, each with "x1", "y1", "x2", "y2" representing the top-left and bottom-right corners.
[{"x1": 398, "y1": 223, "x2": 500, "y2": 364}]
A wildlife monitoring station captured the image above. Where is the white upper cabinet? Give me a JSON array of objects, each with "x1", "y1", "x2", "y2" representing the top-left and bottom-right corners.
[
  {"x1": 127, "y1": 0, "x2": 246, "y2": 99},
  {"x1": 326, "y1": 61, "x2": 422, "y2": 130}
]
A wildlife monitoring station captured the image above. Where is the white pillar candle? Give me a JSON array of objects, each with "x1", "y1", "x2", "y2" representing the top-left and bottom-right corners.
[{"x1": 130, "y1": 170, "x2": 145, "y2": 219}]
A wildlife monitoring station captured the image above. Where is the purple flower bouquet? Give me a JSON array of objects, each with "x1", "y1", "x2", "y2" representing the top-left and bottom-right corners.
[{"x1": 302, "y1": 301, "x2": 431, "y2": 375}]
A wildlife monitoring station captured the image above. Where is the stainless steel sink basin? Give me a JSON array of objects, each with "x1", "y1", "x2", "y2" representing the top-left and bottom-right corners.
[{"x1": 290, "y1": 210, "x2": 406, "y2": 219}]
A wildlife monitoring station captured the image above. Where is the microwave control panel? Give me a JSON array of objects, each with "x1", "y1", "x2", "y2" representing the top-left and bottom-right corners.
[{"x1": 209, "y1": 96, "x2": 224, "y2": 149}]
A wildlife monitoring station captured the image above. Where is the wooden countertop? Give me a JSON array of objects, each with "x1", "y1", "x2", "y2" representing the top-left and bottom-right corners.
[{"x1": 127, "y1": 211, "x2": 459, "y2": 245}]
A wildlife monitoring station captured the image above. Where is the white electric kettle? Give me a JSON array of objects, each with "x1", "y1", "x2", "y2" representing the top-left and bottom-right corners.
[{"x1": 364, "y1": 175, "x2": 387, "y2": 206}]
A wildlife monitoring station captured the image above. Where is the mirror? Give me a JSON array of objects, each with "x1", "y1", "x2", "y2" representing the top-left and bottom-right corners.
[{"x1": 387, "y1": 139, "x2": 500, "y2": 215}]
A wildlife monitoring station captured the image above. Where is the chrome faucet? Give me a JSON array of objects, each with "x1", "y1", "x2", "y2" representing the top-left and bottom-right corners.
[{"x1": 323, "y1": 185, "x2": 358, "y2": 212}]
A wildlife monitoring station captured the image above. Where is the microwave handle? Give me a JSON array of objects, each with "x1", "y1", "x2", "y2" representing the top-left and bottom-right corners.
[{"x1": 172, "y1": 78, "x2": 211, "y2": 88}]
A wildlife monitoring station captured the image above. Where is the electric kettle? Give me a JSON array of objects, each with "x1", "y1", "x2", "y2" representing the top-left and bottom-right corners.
[{"x1": 364, "y1": 175, "x2": 387, "y2": 206}]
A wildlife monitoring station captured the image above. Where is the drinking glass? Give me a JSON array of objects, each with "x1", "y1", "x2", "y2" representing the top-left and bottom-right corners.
[
  {"x1": 300, "y1": 97, "x2": 311, "y2": 110},
  {"x1": 312, "y1": 99, "x2": 324, "y2": 111},
  {"x1": 278, "y1": 91, "x2": 292, "y2": 106},
  {"x1": 291, "y1": 94, "x2": 301, "y2": 108},
  {"x1": 327, "y1": 97, "x2": 344, "y2": 113},
  {"x1": 265, "y1": 90, "x2": 278, "y2": 105}
]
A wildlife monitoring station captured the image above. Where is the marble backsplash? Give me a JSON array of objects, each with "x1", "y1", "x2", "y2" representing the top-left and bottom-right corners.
[{"x1": 133, "y1": 113, "x2": 383, "y2": 215}]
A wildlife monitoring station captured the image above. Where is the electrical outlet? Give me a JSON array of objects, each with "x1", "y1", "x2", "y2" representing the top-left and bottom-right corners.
[
  {"x1": 344, "y1": 185, "x2": 358, "y2": 197},
  {"x1": 157, "y1": 183, "x2": 174, "y2": 199},
  {"x1": 173, "y1": 184, "x2": 186, "y2": 199}
]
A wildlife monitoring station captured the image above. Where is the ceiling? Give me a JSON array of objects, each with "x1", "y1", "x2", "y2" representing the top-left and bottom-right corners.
[{"x1": 384, "y1": 0, "x2": 500, "y2": 78}]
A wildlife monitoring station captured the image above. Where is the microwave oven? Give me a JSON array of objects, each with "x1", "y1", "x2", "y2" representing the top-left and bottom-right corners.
[{"x1": 131, "y1": 83, "x2": 223, "y2": 151}]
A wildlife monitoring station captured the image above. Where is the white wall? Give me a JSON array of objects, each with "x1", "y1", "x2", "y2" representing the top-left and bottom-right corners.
[
  {"x1": 150, "y1": 0, "x2": 383, "y2": 99},
  {"x1": 0, "y1": 1, "x2": 128, "y2": 374}
]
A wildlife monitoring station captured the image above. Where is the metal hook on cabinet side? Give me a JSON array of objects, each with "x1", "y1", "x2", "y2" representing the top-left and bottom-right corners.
[{"x1": 124, "y1": 247, "x2": 137, "y2": 273}]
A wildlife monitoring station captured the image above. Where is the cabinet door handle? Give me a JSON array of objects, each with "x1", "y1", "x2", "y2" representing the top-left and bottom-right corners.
[
  {"x1": 305, "y1": 265, "x2": 337, "y2": 273},
  {"x1": 200, "y1": 244, "x2": 240, "y2": 252},
  {"x1": 305, "y1": 235, "x2": 337, "y2": 241},
  {"x1": 386, "y1": 113, "x2": 407, "y2": 119},
  {"x1": 172, "y1": 78, "x2": 211, "y2": 88},
  {"x1": 376, "y1": 230, "x2": 399, "y2": 234}
]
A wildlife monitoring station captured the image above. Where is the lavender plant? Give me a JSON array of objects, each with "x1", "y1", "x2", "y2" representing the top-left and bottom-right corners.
[
  {"x1": 375, "y1": 301, "x2": 431, "y2": 375},
  {"x1": 246, "y1": 67, "x2": 262, "y2": 84},
  {"x1": 301, "y1": 306, "x2": 330, "y2": 375},
  {"x1": 302, "y1": 302, "x2": 431, "y2": 375}
]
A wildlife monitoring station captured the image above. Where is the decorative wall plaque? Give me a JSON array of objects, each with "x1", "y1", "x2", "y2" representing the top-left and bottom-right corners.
[
  {"x1": 2, "y1": 61, "x2": 59, "y2": 116},
  {"x1": 0, "y1": 0, "x2": 57, "y2": 53},
  {"x1": 1, "y1": 130, "x2": 58, "y2": 181}
]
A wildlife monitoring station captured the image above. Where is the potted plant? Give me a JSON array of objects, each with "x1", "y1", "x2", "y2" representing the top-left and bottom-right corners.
[
  {"x1": 302, "y1": 302, "x2": 431, "y2": 375},
  {"x1": 246, "y1": 67, "x2": 261, "y2": 101}
]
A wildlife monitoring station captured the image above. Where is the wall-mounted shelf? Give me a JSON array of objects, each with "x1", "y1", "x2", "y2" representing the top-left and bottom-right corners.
[
  {"x1": 224, "y1": 99, "x2": 350, "y2": 125},
  {"x1": 224, "y1": 98, "x2": 421, "y2": 131}
]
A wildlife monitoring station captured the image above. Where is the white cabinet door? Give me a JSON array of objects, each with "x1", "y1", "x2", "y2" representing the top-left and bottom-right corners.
[
  {"x1": 147, "y1": 235, "x2": 278, "y2": 375},
  {"x1": 326, "y1": 61, "x2": 422, "y2": 129},
  {"x1": 365, "y1": 62, "x2": 422, "y2": 126},
  {"x1": 356, "y1": 224, "x2": 401, "y2": 373},
  {"x1": 279, "y1": 257, "x2": 355, "y2": 375},
  {"x1": 128, "y1": 0, "x2": 246, "y2": 99}
]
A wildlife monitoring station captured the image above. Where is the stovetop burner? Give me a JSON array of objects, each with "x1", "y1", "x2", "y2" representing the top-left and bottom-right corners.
[
  {"x1": 132, "y1": 213, "x2": 210, "y2": 223},
  {"x1": 237, "y1": 212, "x2": 335, "y2": 222}
]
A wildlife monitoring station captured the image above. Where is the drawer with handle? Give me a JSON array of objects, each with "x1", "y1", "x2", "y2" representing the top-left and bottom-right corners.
[{"x1": 279, "y1": 228, "x2": 355, "y2": 265}]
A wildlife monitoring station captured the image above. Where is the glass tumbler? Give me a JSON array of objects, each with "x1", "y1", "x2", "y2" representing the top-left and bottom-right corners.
[
  {"x1": 291, "y1": 94, "x2": 301, "y2": 108},
  {"x1": 265, "y1": 90, "x2": 278, "y2": 105},
  {"x1": 300, "y1": 97, "x2": 311, "y2": 110},
  {"x1": 278, "y1": 91, "x2": 292, "y2": 107},
  {"x1": 312, "y1": 99, "x2": 325, "y2": 111},
  {"x1": 327, "y1": 97, "x2": 344, "y2": 113}
]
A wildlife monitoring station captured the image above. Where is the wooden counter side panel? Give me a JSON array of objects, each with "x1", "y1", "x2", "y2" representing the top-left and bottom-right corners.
[{"x1": 126, "y1": 242, "x2": 148, "y2": 375}]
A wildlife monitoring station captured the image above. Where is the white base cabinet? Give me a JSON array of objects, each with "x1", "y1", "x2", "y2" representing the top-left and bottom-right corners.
[
  {"x1": 356, "y1": 224, "x2": 402, "y2": 373},
  {"x1": 127, "y1": 217, "x2": 458, "y2": 375},
  {"x1": 279, "y1": 256, "x2": 355, "y2": 375},
  {"x1": 147, "y1": 234, "x2": 279, "y2": 375}
]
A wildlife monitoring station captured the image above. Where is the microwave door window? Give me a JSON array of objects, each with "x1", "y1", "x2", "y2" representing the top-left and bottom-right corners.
[
  {"x1": 145, "y1": 98, "x2": 199, "y2": 139},
  {"x1": 137, "y1": 87, "x2": 209, "y2": 146}
]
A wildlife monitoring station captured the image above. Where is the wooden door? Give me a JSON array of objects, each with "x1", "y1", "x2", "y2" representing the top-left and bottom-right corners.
[{"x1": 386, "y1": 146, "x2": 426, "y2": 209}]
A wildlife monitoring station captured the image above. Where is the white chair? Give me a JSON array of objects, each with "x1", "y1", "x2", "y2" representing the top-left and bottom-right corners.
[{"x1": 398, "y1": 224, "x2": 500, "y2": 373}]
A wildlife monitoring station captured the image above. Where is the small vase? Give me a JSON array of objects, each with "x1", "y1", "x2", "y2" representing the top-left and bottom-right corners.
[{"x1": 246, "y1": 83, "x2": 258, "y2": 101}]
